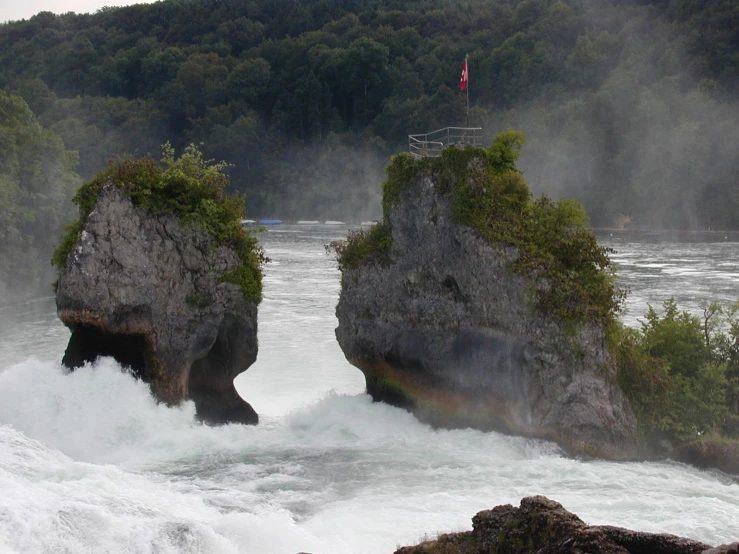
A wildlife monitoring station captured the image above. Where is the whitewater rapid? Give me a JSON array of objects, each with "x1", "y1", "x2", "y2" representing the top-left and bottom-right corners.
[{"x1": 1, "y1": 226, "x2": 738, "y2": 554}]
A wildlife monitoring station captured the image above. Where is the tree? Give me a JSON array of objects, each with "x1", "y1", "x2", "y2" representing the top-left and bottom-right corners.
[{"x1": 0, "y1": 92, "x2": 80, "y2": 295}]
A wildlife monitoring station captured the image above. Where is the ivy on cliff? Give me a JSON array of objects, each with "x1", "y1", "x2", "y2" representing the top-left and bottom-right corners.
[
  {"x1": 52, "y1": 144, "x2": 264, "y2": 303},
  {"x1": 337, "y1": 130, "x2": 623, "y2": 328}
]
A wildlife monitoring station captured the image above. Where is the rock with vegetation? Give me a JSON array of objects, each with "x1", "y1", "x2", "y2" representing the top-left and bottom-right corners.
[
  {"x1": 333, "y1": 131, "x2": 637, "y2": 459},
  {"x1": 53, "y1": 145, "x2": 264, "y2": 425},
  {"x1": 394, "y1": 495, "x2": 715, "y2": 554}
]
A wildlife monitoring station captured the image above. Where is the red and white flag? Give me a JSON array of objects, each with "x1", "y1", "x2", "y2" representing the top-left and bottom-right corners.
[{"x1": 459, "y1": 58, "x2": 468, "y2": 91}]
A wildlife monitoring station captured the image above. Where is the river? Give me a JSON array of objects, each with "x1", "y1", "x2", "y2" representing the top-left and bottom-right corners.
[{"x1": 0, "y1": 225, "x2": 737, "y2": 553}]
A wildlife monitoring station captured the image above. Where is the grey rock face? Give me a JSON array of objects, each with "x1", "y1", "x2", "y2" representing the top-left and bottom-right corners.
[
  {"x1": 56, "y1": 181, "x2": 259, "y2": 424},
  {"x1": 336, "y1": 173, "x2": 637, "y2": 458}
]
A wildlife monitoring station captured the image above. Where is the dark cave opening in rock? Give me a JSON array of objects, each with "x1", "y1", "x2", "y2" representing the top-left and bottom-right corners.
[{"x1": 62, "y1": 325, "x2": 150, "y2": 380}]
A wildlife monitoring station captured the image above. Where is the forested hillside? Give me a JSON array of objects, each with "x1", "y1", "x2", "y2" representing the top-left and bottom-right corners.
[
  {"x1": 0, "y1": 0, "x2": 738, "y2": 288},
  {"x1": 0, "y1": 92, "x2": 80, "y2": 295}
]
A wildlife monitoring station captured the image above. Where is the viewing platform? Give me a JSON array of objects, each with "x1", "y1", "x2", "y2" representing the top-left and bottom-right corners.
[{"x1": 408, "y1": 127, "x2": 482, "y2": 158}]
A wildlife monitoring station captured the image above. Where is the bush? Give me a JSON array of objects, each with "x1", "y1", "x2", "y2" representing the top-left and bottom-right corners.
[
  {"x1": 639, "y1": 299, "x2": 711, "y2": 378},
  {"x1": 615, "y1": 298, "x2": 739, "y2": 448},
  {"x1": 614, "y1": 324, "x2": 671, "y2": 438},
  {"x1": 52, "y1": 143, "x2": 264, "y2": 303},
  {"x1": 329, "y1": 222, "x2": 392, "y2": 272}
]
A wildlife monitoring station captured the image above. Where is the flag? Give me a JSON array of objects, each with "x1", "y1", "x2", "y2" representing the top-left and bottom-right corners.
[{"x1": 459, "y1": 58, "x2": 468, "y2": 91}]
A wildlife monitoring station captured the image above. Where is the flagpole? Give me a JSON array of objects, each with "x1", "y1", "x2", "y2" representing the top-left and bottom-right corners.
[{"x1": 465, "y1": 54, "x2": 469, "y2": 128}]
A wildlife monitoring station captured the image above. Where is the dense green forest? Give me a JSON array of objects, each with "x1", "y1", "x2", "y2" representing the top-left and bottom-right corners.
[
  {"x1": 0, "y1": 92, "x2": 80, "y2": 295},
  {"x1": 0, "y1": 0, "x2": 738, "y2": 293}
]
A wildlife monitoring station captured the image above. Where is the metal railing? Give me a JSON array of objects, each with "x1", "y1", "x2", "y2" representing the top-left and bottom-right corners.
[{"x1": 408, "y1": 127, "x2": 483, "y2": 157}]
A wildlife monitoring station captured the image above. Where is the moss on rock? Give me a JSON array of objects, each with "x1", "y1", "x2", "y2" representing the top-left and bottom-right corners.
[{"x1": 52, "y1": 143, "x2": 263, "y2": 303}]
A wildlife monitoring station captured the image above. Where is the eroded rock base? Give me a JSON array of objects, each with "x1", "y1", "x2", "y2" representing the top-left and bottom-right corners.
[
  {"x1": 188, "y1": 383, "x2": 258, "y2": 425},
  {"x1": 357, "y1": 358, "x2": 524, "y2": 436},
  {"x1": 62, "y1": 321, "x2": 258, "y2": 426},
  {"x1": 395, "y1": 496, "x2": 720, "y2": 554},
  {"x1": 188, "y1": 313, "x2": 259, "y2": 425}
]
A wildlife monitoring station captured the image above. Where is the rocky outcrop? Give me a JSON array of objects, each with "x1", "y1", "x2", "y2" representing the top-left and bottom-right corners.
[
  {"x1": 703, "y1": 545, "x2": 739, "y2": 554},
  {"x1": 395, "y1": 495, "x2": 717, "y2": 554},
  {"x1": 671, "y1": 440, "x2": 739, "y2": 477},
  {"x1": 335, "y1": 156, "x2": 638, "y2": 459},
  {"x1": 56, "y1": 180, "x2": 259, "y2": 424}
]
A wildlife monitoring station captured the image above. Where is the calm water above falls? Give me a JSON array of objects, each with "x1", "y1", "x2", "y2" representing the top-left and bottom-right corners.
[{"x1": 0, "y1": 226, "x2": 738, "y2": 554}]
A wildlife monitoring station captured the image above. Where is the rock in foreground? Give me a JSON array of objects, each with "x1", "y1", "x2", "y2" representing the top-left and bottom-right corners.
[
  {"x1": 395, "y1": 495, "x2": 733, "y2": 554},
  {"x1": 55, "y1": 152, "x2": 262, "y2": 425},
  {"x1": 335, "y1": 136, "x2": 637, "y2": 459}
]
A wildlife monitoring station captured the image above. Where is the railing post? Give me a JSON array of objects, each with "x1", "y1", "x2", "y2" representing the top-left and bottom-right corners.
[{"x1": 409, "y1": 127, "x2": 483, "y2": 156}]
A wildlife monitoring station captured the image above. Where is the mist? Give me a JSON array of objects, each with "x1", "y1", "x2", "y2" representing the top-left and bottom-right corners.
[
  {"x1": 0, "y1": 91, "x2": 80, "y2": 300},
  {"x1": 250, "y1": 140, "x2": 387, "y2": 223},
  {"x1": 478, "y1": 10, "x2": 739, "y2": 231}
]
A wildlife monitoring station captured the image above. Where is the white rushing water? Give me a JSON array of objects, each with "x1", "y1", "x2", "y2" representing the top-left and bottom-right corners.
[{"x1": 1, "y1": 226, "x2": 738, "y2": 554}]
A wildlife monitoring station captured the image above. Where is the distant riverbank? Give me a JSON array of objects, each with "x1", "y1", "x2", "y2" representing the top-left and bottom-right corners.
[{"x1": 595, "y1": 229, "x2": 739, "y2": 242}]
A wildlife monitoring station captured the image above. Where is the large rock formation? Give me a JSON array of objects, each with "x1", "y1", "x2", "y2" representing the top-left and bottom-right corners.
[
  {"x1": 335, "y1": 144, "x2": 638, "y2": 459},
  {"x1": 56, "y1": 180, "x2": 260, "y2": 424},
  {"x1": 395, "y1": 495, "x2": 734, "y2": 554}
]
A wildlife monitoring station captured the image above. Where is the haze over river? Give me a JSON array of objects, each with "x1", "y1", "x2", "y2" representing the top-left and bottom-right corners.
[{"x1": 1, "y1": 225, "x2": 738, "y2": 554}]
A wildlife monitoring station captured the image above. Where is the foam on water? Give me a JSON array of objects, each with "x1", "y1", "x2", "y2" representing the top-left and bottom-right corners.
[
  {"x1": 1, "y1": 356, "x2": 739, "y2": 553},
  {"x1": 1, "y1": 228, "x2": 738, "y2": 553},
  {"x1": 0, "y1": 424, "x2": 327, "y2": 554}
]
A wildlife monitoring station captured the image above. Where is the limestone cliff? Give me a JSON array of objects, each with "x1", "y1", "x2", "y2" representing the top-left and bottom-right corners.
[
  {"x1": 55, "y1": 154, "x2": 262, "y2": 425},
  {"x1": 335, "y1": 136, "x2": 638, "y2": 459}
]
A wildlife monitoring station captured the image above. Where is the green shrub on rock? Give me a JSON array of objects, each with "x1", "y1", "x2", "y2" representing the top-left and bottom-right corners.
[
  {"x1": 52, "y1": 143, "x2": 264, "y2": 303},
  {"x1": 329, "y1": 222, "x2": 392, "y2": 273},
  {"x1": 615, "y1": 298, "x2": 739, "y2": 449}
]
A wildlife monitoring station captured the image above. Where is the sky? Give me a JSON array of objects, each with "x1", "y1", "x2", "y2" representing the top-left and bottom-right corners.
[{"x1": 0, "y1": 0, "x2": 149, "y2": 23}]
